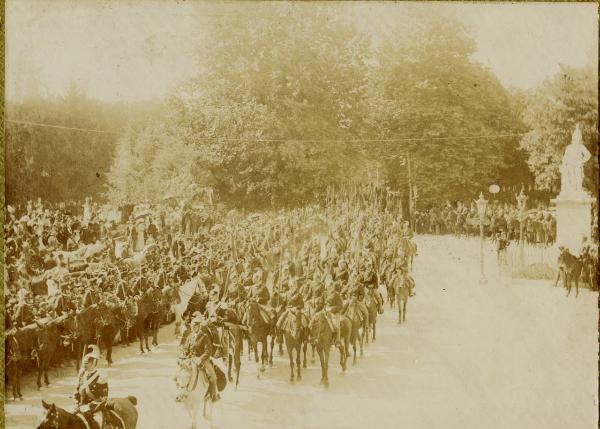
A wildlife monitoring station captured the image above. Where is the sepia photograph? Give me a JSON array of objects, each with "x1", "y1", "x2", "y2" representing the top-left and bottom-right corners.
[{"x1": 3, "y1": 2, "x2": 598, "y2": 429}]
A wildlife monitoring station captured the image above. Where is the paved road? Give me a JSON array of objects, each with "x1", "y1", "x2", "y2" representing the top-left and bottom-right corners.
[{"x1": 6, "y1": 236, "x2": 598, "y2": 429}]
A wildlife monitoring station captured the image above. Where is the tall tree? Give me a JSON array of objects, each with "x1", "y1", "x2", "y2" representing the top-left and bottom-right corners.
[
  {"x1": 168, "y1": 3, "x2": 374, "y2": 208},
  {"x1": 370, "y1": 9, "x2": 525, "y2": 206}
]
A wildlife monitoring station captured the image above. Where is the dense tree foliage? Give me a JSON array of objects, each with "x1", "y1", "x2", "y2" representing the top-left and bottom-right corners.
[
  {"x1": 8, "y1": 6, "x2": 596, "y2": 210},
  {"x1": 519, "y1": 65, "x2": 598, "y2": 194},
  {"x1": 368, "y1": 10, "x2": 526, "y2": 206},
  {"x1": 5, "y1": 86, "x2": 164, "y2": 205}
]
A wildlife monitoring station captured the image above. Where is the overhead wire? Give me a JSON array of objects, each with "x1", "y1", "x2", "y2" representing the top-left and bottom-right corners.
[{"x1": 5, "y1": 118, "x2": 524, "y2": 142}]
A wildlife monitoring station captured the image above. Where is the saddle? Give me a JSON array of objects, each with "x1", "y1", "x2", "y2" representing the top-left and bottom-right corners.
[{"x1": 280, "y1": 310, "x2": 309, "y2": 334}]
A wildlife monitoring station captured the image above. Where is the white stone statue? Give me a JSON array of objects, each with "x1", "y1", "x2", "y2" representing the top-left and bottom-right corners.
[{"x1": 559, "y1": 123, "x2": 591, "y2": 196}]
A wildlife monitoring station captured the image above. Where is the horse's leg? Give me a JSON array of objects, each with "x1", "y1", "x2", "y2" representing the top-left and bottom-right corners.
[
  {"x1": 144, "y1": 317, "x2": 152, "y2": 352},
  {"x1": 317, "y1": 347, "x2": 325, "y2": 385},
  {"x1": 403, "y1": 299, "x2": 407, "y2": 322},
  {"x1": 261, "y1": 337, "x2": 268, "y2": 371},
  {"x1": 43, "y1": 355, "x2": 50, "y2": 385},
  {"x1": 296, "y1": 344, "x2": 302, "y2": 381},
  {"x1": 252, "y1": 339, "x2": 260, "y2": 379},
  {"x1": 278, "y1": 329, "x2": 284, "y2": 356},
  {"x1": 234, "y1": 339, "x2": 241, "y2": 390},
  {"x1": 36, "y1": 355, "x2": 42, "y2": 390},
  {"x1": 137, "y1": 321, "x2": 145, "y2": 354},
  {"x1": 339, "y1": 340, "x2": 347, "y2": 373},
  {"x1": 397, "y1": 297, "x2": 402, "y2": 324},
  {"x1": 106, "y1": 329, "x2": 113, "y2": 366},
  {"x1": 13, "y1": 363, "x2": 21, "y2": 399},
  {"x1": 269, "y1": 331, "x2": 275, "y2": 366},
  {"x1": 372, "y1": 321, "x2": 376, "y2": 342},
  {"x1": 323, "y1": 347, "x2": 330, "y2": 388},
  {"x1": 151, "y1": 313, "x2": 158, "y2": 346},
  {"x1": 359, "y1": 324, "x2": 364, "y2": 357},
  {"x1": 302, "y1": 338, "x2": 308, "y2": 368},
  {"x1": 575, "y1": 273, "x2": 580, "y2": 298},
  {"x1": 287, "y1": 341, "x2": 294, "y2": 382}
]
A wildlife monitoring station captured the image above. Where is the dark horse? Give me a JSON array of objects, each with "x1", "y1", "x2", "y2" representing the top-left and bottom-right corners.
[
  {"x1": 365, "y1": 289, "x2": 383, "y2": 342},
  {"x1": 281, "y1": 309, "x2": 310, "y2": 382},
  {"x1": 5, "y1": 330, "x2": 23, "y2": 400},
  {"x1": 37, "y1": 397, "x2": 138, "y2": 429},
  {"x1": 133, "y1": 291, "x2": 154, "y2": 354},
  {"x1": 215, "y1": 306, "x2": 244, "y2": 390},
  {"x1": 245, "y1": 299, "x2": 272, "y2": 379},
  {"x1": 34, "y1": 317, "x2": 64, "y2": 390},
  {"x1": 309, "y1": 312, "x2": 350, "y2": 388},
  {"x1": 96, "y1": 302, "x2": 120, "y2": 366},
  {"x1": 70, "y1": 306, "x2": 101, "y2": 371},
  {"x1": 555, "y1": 247, "x2": 583, "y2": 297}
]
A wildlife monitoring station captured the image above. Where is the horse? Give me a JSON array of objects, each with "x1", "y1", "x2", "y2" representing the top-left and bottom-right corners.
[
  {"x1": 555, "y1": 247, "x2": 583, "y2": 297},
  {"x1": 113, "y1": 300, "x2": 135, "y2": 347},
  {"x1": 309, "y1": 311, "x2": 350, "y2": 388},
  {"x1": 34, "y1": 318, "x2": 62, "y2": 390},
  {"x1": 96, "y1": 303, "x2": 120, "y2": 366},
  {"x1": 174, "y1": 358, "x2": 226, "y2": 429},
  {"x1": 215, "y1": 306, "x2": 244, "y2": 390},
  {"x1": 244, "y1": 299, "x2": 272, "y2": 378},
  {"x1": 74, "y1": 306, "x2": 101, "y2": 370},
  {"x1": 393, "y1": 275, "x2": 410, "y2": 324},
  {"x1": 148, "y1": 289, "x2": 169, "y2": 347},
  {"x1": 280, "y1": 308, "x2": 310, "y2": 382},
  {"x1": 365, "y1": 289, "x2": 383, "y2": 342},
  {"x1": 268, "y1": 290, "x2": 286, "y2": 360},
  {"x1": 37, "y1": 397, "x2": 138, "y2": 429},
  {"x1": 342, "y1": 300, "x2": 365, "y2": 363},
  {"x1": 132, "y1": 292, "x2": 154, "y2": 354},
  {"x1": 5, "y1": 330, "x2": 23, "y2": 400}
]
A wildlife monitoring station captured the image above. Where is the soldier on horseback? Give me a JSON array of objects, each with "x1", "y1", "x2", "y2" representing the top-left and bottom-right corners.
[
  {"x1": 245, "y1": 269, "x2": 273, "y2": 323},
  {"x1": 181, "y1": 314, "x2": 220, "y2": 402},
  {"x1": 275, "y1": 284, "x2": 305, "y2": 331},
  {"x1": 74, "y1": 345, "x2": 109, "y2": 429},
  {"x1": 324, "y1": 281, "x2": 343, "y2": 346}
]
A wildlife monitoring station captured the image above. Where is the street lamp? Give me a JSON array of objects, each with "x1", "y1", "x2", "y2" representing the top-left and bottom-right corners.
[
  {"x1": 516, "y1": 187, "x2": 528, "y2": 267},
  {"x1": 475, "y1": 192, "x2": 488, "y2": 284}
]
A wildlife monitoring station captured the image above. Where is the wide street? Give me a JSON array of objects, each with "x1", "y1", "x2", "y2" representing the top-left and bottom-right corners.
[{"x1": 6, "y1": 236, "x2": 597, "y2": 429}]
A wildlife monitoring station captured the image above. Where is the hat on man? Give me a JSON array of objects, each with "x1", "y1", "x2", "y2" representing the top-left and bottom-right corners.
[{"x1": 81, "y1": 344, "x2": 101, "y2": 366}]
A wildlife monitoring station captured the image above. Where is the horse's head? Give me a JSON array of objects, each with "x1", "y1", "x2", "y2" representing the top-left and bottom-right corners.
[
  {"x1": 246, "y1": 299, "x2": 260, "y2": 325},
  {"x1": 173, "y1": 359, "x2": 196, "y2": 402},
  {"x1": 37, "y1": 400, "x2": 62, "y2": 429}
]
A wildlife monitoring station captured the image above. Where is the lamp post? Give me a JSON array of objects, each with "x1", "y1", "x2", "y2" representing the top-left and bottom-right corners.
[
  {"x1": 475, "y1": 192, "x2": 488, "y2": 284},
  {"x1": 516, "y1": 187, "x2": 528, "y2": 267}
]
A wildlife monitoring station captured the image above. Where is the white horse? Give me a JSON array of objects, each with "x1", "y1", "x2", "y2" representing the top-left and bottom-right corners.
[{"x1": 174, "y1": 357, "x2": 226, "y2": 429}]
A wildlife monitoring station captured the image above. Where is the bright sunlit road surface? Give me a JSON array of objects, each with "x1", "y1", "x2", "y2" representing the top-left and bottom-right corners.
[{"x1": 6, "y1": 236, "x2": 597, "y2": 429}]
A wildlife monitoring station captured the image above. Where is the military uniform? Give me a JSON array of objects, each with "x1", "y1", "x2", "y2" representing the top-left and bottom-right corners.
[
  {"x1": 74, "y1": 360, "x2": 108, "y2": 429},
  {"x1": 325, "y1": 288, "x2": 343, "y2": 345},
  {"x1": 182, "y1": 323, "x2": 219, "y2": 401},
  {"x1": 276, "y1": 289, "x2": 304, "y2": 330}
]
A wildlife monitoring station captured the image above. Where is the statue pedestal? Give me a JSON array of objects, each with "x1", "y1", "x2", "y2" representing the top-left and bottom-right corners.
[{"x1": 551, "y1": 192, "x2": 595, "y2": 256}]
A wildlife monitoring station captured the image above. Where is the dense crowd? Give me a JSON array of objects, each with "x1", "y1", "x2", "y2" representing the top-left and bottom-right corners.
[
  {"x1": 413, "y1": 200, "x2": 560, "y2": 245},
  {"x1": 4, "y1": 191, "x2": 417, "y2": 405}
]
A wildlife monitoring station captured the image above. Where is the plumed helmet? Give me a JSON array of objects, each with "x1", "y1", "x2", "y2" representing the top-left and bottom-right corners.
[{"x1": 82, "y1": 344, "x2": 100, "y2": 366}]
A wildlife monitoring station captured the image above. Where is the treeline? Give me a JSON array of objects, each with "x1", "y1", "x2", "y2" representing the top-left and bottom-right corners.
[
  {"x1": 6, "y1": 5, "x2": 598, "y2": 209},
  {"x1": 5, "y1": 86, "x2": 165, "y2": 205}
]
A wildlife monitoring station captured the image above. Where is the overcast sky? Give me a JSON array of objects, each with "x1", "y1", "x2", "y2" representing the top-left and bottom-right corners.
[{"x1": 6, "y1": 1, "x2": 598, "y2": 103}]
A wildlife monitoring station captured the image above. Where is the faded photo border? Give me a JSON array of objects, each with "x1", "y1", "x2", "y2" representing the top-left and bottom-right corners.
[{"x1": 0, "y1": 1, "x2": 598, "y2": 429}]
